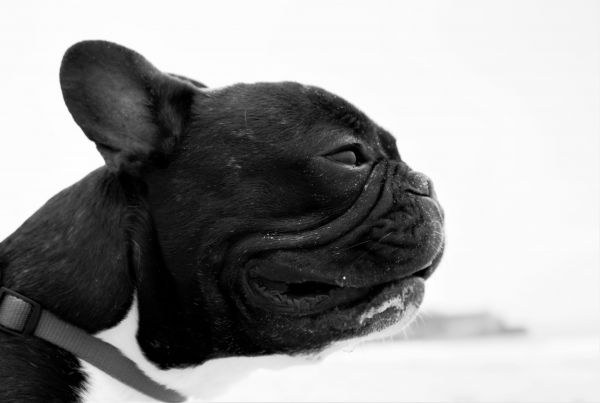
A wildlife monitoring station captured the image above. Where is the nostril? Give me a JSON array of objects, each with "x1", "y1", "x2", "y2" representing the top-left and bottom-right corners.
[
  {"x1": 404, "y1": 171, "x2": 431, "y2": 197},
  {"x1": 405, "y1": 188, "x2": 427, "y2": 197}
]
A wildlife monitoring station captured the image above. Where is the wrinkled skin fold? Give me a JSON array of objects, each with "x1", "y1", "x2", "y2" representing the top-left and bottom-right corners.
[{"x1": 220, "y1": 160, "x2": 444, "y2": 353}]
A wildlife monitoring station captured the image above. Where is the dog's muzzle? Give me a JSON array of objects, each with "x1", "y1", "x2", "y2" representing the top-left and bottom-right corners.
[{"x1": 362, "y1": 163, "x2": 444, "y2": 277}]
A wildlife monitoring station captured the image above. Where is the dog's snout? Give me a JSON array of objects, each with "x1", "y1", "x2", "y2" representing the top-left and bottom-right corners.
[{"x1": 404, "y1": 171, "x2": 432, "y2": 197}]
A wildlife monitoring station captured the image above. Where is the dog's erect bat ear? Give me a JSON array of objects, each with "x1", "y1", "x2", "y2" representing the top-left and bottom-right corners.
[{"x1": 60, "y1": 40, "x2": 197, "y2": 172}]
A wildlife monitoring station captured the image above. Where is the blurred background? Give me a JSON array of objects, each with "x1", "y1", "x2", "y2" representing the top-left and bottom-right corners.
[{"x1": 0, "y1": 1, "x2": 598, "y2": 401}]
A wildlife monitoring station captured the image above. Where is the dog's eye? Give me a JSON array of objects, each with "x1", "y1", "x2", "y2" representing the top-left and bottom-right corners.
[
  {"x1": 325, "y1": 146, "x2": 367, "y2": 166},
  {"x1": 328, "y1": 150, "x2": 358, "y2": 165}
]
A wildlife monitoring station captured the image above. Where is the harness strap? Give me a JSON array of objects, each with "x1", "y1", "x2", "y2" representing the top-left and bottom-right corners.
[{"x1": 0, "y1": 286, "x2": 186, "y2": 403}]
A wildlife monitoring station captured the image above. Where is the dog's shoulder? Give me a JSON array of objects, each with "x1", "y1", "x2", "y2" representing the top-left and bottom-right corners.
[{"x1": 0, "y1": 332, "x2": 85, "y2": 403}]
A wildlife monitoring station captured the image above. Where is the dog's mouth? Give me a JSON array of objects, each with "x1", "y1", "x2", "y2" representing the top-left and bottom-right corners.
[{"x1": 244, "y1": 263, "x2": 432, "y2": 317}]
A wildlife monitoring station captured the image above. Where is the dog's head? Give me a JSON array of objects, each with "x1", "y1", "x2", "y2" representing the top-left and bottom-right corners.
[{"x1": 60, "y1": 41, "x2": 444, "y2": 364}]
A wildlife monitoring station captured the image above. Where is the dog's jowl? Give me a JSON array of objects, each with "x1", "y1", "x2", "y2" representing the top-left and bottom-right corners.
[{"x1": 0, "y1": 41, "x2": 444, "y2": 402}]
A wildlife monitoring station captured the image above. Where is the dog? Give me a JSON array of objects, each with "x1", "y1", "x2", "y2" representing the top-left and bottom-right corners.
[{"x1": 0, "y1": 40, "x2": 445, "y2": 402}]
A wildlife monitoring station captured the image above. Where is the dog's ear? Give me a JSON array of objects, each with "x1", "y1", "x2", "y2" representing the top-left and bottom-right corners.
[{"x1": 60, "y1": 40, "x2": 197, "y2": 172}]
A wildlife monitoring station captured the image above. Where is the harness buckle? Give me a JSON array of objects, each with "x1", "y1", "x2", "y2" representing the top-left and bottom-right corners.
[{"x1": 0, "y1": 287, "x2": 42, "y2": 336}]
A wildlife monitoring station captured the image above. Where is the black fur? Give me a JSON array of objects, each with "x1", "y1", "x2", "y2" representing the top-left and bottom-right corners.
[{"x1": 0, "y1": 41, "x2": 444, "y2": 401}]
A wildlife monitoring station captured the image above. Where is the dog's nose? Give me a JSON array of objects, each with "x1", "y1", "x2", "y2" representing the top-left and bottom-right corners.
[{"x1": 404, "y1": 171, "x2": 432, "y2": 197}]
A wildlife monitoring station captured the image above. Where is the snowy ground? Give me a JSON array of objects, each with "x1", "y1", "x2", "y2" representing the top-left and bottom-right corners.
[{"x1": 209, "y1": 334, "x2": 600, "y2": 402}]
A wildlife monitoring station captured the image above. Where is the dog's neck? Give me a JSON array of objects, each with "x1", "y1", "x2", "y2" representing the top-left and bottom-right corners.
[
  {"x1": 0, "y1": 168, "x2": 135, "y2": 332},
  {"x1": 0, "y1": 168, "x2": 217, "y2": 367}
]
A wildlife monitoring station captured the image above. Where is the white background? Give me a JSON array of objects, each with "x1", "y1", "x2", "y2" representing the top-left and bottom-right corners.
[{"x1": 0, "y1": 1, "x2": 598, "y2": 401}]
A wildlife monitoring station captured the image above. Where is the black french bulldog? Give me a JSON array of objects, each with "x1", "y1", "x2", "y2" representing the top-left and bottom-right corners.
[{"x1": 0, "y1": 41, "x2": 444, "y2": 402}]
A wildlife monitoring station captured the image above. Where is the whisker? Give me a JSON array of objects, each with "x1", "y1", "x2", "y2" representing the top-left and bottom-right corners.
[
  {"x1": 351, "y1": 231, "x2": 397, "y2": 261},
  {"x1": 340, "y1": 239, "x2": 372, "y2": 250},
  {"x1": 377, "y1": 231, "x2": 395, "y2": 242}
]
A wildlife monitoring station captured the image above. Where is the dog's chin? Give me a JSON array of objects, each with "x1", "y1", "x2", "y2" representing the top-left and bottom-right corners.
[{"x1": 235, "y1": 265, "x2": 427, "y2": 352}]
